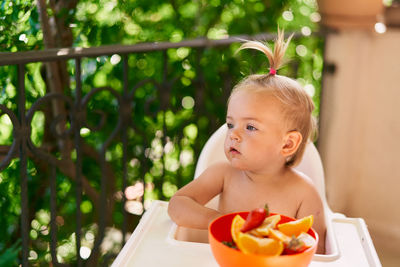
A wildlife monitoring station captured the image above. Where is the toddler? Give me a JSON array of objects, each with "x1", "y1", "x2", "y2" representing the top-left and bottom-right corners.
[{"x1": 168, "y1": 30, "x2": 326, "y2": 253}]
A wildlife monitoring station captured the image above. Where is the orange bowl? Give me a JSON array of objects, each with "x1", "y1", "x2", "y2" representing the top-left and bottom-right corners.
[{"x1": 208, "y1": 212, "x2": 318, "y2": 267}]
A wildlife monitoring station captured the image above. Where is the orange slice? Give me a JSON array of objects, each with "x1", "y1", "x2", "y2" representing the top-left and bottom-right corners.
[
  {"x1": 269, "y1": 228, "x2": 291, "y2": 244},
  {"x1": 231, "y1": 215, "x2": 246, "y2": 244},
  {"x1": 253, "y1": 214, "x2": 281, "y2": 236},
  {"x1": 247, "y1": 229, "x2": 265, "y2": 238},
  {"x1": 237, "y1": 232, "x2": 284, "y2": 256},
  {"x1": 277, "y1": 215, "x2": 314, "y2": 237}
]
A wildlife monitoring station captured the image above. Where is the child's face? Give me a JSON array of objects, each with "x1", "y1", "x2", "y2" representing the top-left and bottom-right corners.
[{"x1": 224, "y1": 89, "x2": 287, "y2": 172}]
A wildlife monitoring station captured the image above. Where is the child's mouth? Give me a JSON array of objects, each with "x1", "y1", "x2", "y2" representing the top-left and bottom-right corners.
[{"x1": 230, "y1": 147, "x2": 240, "y2": 154}]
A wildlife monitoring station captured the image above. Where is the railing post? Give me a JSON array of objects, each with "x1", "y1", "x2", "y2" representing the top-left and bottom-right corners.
[
  {"x1": 121, "y1": 55, "x2": 129, "y2": 245},
  {"x1": 17, "y1": 63, "x2": 29, "y2": 267},
  {"x1": 49, "y1": 165, "x2": 58, "y2": 264},
  {"x1": 74, "y1": 58, "x2": 83, "y2": 266}
]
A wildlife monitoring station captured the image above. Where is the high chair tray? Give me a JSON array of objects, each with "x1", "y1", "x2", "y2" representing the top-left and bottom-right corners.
[{"x1": 111, "y1": 200, "x2": 381, "y2": 267}]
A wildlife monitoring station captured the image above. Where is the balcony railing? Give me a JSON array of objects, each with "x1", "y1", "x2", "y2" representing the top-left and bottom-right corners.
[{"x1": 0, "y1": 31, "x2": 323, "y2": 266}]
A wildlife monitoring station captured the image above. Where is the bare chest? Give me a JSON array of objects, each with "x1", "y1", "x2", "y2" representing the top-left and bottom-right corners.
[{"x1": 218, "y1": 177, "x2": 300, "y2": 218}]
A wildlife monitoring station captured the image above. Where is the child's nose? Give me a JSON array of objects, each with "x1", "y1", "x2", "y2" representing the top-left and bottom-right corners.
[{"x1": 230, "y1": 128, "x2": 241, "y2": 142}]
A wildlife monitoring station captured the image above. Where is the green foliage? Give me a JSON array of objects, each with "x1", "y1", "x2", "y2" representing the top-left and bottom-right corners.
[
  {"x1": 0, "y1": 0, "x2": 324, "y2": 265},
  {"x1": 0, "y1": 0, "x2": 41, "y2": 51},
  {"x1": 0, "y1": 240, "x2": 20, "y2": 267}
]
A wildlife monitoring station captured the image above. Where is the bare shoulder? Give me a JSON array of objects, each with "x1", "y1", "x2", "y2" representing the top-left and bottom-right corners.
[
  {"x1": 195, "y1": 161, "x2": 233, "y2": 181},
  {"x1": 203, "y1": 161, "x2": 232, "y2": 173},
  {"x1": 288, "y1": 169, "x2": 320, "y2": 197},
  {"x1": 286, "y1": 169, "x2": 324, "y2": 217}
]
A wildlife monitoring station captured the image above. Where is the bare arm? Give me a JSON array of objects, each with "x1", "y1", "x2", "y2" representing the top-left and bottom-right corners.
[
  {"x1": 168, "y1": 162, "x2": 228, "y2": 229},
  {"x1": 296, "y1": 184, "x2": 326, "y2": 254}
]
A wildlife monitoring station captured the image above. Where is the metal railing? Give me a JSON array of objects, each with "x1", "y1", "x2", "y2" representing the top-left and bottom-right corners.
[{"x1": 0, "y1": 31, "x2": 320, "y2": 266}]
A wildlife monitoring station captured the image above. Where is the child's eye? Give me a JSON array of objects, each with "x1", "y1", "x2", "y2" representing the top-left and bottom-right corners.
[
  {"x1": 227, "y1": 123, "x2": 234, "y2": 129},
  {"x1": 246, "y1": 125, "x2": 257, "y2": 131}
]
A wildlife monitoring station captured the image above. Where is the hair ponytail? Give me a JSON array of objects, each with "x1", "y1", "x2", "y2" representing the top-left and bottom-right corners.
[{"x1": 237, "y1": 28, "x2": 293, "y2": 75}]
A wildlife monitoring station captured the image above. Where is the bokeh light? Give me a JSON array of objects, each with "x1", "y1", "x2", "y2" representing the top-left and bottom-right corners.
[
  {"x1": 374, "y1": 22, "x2": 386, "y2": 34},
  {"x1": 182, "y1": 96, "x2": 195, "y2": 109},
  {"x1": 282, "y1": 10, "x2": 294, "y2": 21},
  {"x1": 125, "y1": 182, "x2": 144, "y2": 200},
  {"x1": 80, "y1": 246, "x2": 91, "y2": 260},
  {"x1": 296, "y1": 45, "x2": 307, "y2": 57},
  {"x1": 301, "y1": 26, "x2": 312, "y2": 36}
]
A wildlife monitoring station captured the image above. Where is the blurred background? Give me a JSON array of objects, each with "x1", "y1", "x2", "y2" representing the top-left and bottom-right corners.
[{"x1": 0, "y1": 0, "x2": 399, "y2": 266}]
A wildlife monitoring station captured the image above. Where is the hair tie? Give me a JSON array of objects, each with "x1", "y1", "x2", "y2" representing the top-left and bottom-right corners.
[{"x1": 269, "y1": 68, "x2": 276, "y2": 75}]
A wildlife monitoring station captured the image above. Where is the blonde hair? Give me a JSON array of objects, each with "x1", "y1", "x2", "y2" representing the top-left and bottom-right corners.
[{"x1": 231, "y1": 29, "x2": 317, "y2": 167}]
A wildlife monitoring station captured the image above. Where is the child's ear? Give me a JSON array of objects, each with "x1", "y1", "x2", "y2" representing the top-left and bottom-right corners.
[{"x1": 281, "y1": 131, "x2": 302, "y2": 157}]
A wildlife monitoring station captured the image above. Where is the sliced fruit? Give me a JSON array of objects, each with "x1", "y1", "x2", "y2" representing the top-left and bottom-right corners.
[
  {"x1": 277, "y1": 215, "x2": 313, "y2": 237},
  {"x1": 263, "y1": 214, "x2": 281, "y2": 227},
  {"x1": 240, "y1": 206, "x2": 268, "y2": 232},
  {"x1": 231, "y1": 215, "x2": 246, "y2": 244},
  {"x1": 268, "y1": 228, "x2": 291, "y2": 244},
  {"x1": 297, "y1": 232, "x2": 316, "y2": 248},
  {"x1": 247, "y1": 229, "x2": 265, "y2": 238},
  {"x1": 284, "y1": 235, "x2": 307, "y2": 255},
  {"x1": 253, "y1": 214, "x2": 281, "y2": 236},
  {"x1": 236, "y1": 232, "x2": 284, "y2": 256}
]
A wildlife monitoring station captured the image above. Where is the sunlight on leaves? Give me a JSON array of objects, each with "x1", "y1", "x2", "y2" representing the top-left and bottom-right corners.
[
  {"x1": 36, "y1": 209, "x2": 50, "y2": 226},
  {"x1": 30, "y1": 111, "x2": 44, "y2": 146},
  {"x1": 182, "y1": 96, "x2": 195, "y2": 109},
  {"x1": 0, "y1": 115, "x2": 12, "y2": 144},
  {"x1": 207, "y1": 28, "x2": 229, "y2": 40},
  {"x1": 80, "y1": 200, "x2": 93, "y2": 214},
  {"x1": 162, "y1": 181, "x2": 178, "y2": 198},
  {"x1": 184, "y1": 124, "x2": 198, "y2": 140},
  {"x1": 180, "y1": 149, "x2": 194, "y2": 167}
]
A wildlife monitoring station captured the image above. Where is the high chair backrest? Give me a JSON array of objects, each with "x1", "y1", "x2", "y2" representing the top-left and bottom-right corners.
[{"x1": 194, "y1": 124, "x2": 332, "y2": 214}]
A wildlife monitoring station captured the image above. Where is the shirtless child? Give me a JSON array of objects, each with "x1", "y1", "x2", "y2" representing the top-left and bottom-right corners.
[{"x1": 168, "y1": 30, "x2": 326, "y2": 254}]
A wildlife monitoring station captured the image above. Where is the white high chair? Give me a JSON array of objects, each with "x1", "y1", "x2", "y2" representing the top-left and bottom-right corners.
[
  {"x1": 111, "y1": 124, "x2": 382, "y2": 267},
  {"x1": 191, "y1": 124, "x2": 382, "y2": 264}
]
